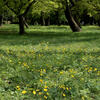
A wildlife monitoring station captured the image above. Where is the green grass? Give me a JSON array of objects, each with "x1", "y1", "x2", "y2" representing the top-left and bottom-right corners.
[{"x1": 0, "y1": 24, "x2": 100, "y2": 100}]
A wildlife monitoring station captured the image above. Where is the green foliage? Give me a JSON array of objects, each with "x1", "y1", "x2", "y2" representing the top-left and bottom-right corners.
[
  {"x1": 71, "y1": 0, "x2": 100, "y2": 19},
  {"x1": 0, "y1": 25, "x2": 100, "y2": 99},
  {"x1": 1, "y1": 0, "x2": 36, "y2": 16}
]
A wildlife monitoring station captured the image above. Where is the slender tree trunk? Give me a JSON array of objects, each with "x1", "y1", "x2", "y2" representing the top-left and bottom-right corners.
[
  {"x1": 41, "y1": 11, "x2": 45, "y2": 26},
  {"x1": 43, "y1": 17, "x2": 45, "y2": 26},
  {"x1": 18, "y1": 15, "x2": 25, "y2": 35},
  {"x1": 22, "y1": 16, "x2": 29, "y2": 28},
  {"x1": 45, "y1": 16, "x2": 50, "y2": 26},
  {"x1": 55, "y1": 11, "x2": 60, "y2": 26},
  {"x1": 74, "y1": 16, "x2": 81, "y2": 28},
  {"x1": 47, "y1": 16, "x2": 50, "y2": 26},
  {"x1": 0, "y1": 15, "x2": 3, "y2": 26},
  {"x1": 65, "y1": 3, "x2": 81, "y2": 32},
  {"x1": 98, "y1": 20, "x2": 100, "y2": 26}
]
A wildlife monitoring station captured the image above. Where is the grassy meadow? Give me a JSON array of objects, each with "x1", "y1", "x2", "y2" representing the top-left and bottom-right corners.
[{"x1": 0, "y1": 24, "x2": 100, "y2": 100}]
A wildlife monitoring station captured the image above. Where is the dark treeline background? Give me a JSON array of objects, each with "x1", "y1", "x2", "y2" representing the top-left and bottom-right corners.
[
  {"x1": 0, "y1": 10, "x2": 98, "y2": 26},
  {"x1": 0, "y1": 0, "x2": 100, "y2": 34}
]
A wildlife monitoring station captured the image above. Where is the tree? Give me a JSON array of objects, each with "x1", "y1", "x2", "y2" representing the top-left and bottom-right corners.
[
  {"x1": 30, "y1": 0, "x2": 59, "y2": 26},
  {"x1": 64, "y1": 0, "x2": 81, "y2": 32},
  {"x1": 70, "y1": 0, "x2": 100, "y2": 26},
  {"x1": 2, "y1": 0, "x2": 37, "y2": 35},
  {"x1": 0, "y1": 0, "x2": 4, "y2": 26},
  {"x1": 55, "y1": 0, "x2": 81, "y2": 32}
]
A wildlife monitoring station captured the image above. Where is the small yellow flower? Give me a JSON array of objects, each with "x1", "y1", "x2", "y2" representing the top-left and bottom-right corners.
[
  {"x1": 44, "y1": 86, "x2": 48, "y2": 88},
  {"x1": 9, "y1": 60, "x2": 12, "y2": 63},
  {"x1": 40, "y1": 79, "x2": 43, "y2": 83},
  {"x1": 81, "y1": 78, "x2": 84, "y2": 81},
  {"x1": 47, "y1": 92, "x2": 49, "y2": 96},
  {"x1": 26, "y1": 84, "x2": 29, "y2": 86},
  {"x1": 54, "y1": 69, "x2": 57, "y2": 72},
  {"x1": 71, "y1": 75, "x2": 74, "y2": 78},
  {"x1": 16, "y1": 86, "x2": 20, "y2": 88},
  {"x1": 60, "y1": 71, "x2": 63, "y2": 74},
  {"x1": 62, "y1": 86, "x2": 65, "y2": 90},
  {"x1": 43, "y1": 69, "x2": 46, "y2": 72},
  {"x1": 33, "y1": 91, "x2": 36, "y2": 95},
  {"x1": 16, "y1": 86, "x2": 20, "y2": 90},
  {"x1": 18, "y1": 62, "x2": 21, "y2": 64},
  {"x1": 40, "y1": 73, "x2": 43, "y2": 76},
  {"x1": 44, "y1": 95, "x2": 47, "y2": 99},
  {"x1": 36, "y1": 89, "x2": 40, "y2": 91},
  {"x1": 44, "y1": 88, "x2": 48, "y2": 92},
  {"x1": 39, "y1": 92, "x2": 42, "y2": 95},
  {"x1": 28, "y1": 88, "x2": 33, "y2": 90},
  {"x1": 94, "y1": 68, "x2": 97, "y2": 71},
  {"x1": 69, "y1": 87, "x2": 71, "y2": 90},
  {"x1": 22, "y1": 90, "x2": 27, "y2": 94},
  {"x1": 97, "y1": 71, "x2": 100, "y2": 75},
  {"x1": 66, "y1": 87, "x2": 69, "y2": 90},
  {"x1": 63, "y1": 93, "x2": 66, "y2": 97},
  {"x1": 44, "y1": 82, "x2": 47, "y2": 85},
  {"x1": 82, "y1": 96, "x2": 85, "y2": 100},
  {"x1": 23, "y1": 63, "x2": 27, "y2": 66}
]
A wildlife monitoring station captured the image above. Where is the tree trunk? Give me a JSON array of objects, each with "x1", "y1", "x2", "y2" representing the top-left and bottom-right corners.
[
  {"x1": 45, "y1": 16, "x2": 50, "y2": 26},
  {"x1": 0, "y1": 15, "x2": 3, "y2": 26},
  {"x1": 55, "y1": 11, "x2": 60, "y2": 26},
  {"x1": 98, "y1": 20, "x2": 100, "y2": 26},
  {"x1": 47, "y1": 16, "x2": 50, "y2": 26},
  {"x1": 18, "y1": 15, "x2": 25, "y2": 35},
  {"x1": 41, "y1": 11, "x2": 45, "y2": 26},
  {"x1": 74, "y1": 16, "x2": 81, "y2": 28},
  {"x1": 22, "y1": 16, "x2": 29, "y2": 28},
  {"x1": 65, "y1": 4, "x2": 81, "y2": 32}
]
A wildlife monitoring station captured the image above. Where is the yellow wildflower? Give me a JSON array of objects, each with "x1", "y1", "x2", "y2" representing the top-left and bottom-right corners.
[
  {"x1": 43, "y1": 69, "x2": 46, "y2": 72},
  {"x1": 81, "y1": 78, "x2": 84, "y2": 81},
  {"x1": 71, "y1": 75, "x2": 74, "y2": 78},
  {"x1": 33, "y1": 91, "x2": 36, "y2": 95},
  {"x1": 44, "y1": 86, "x2": 48, "y2": 88},
  {"x1": 16, "y1": 86, "x2": 20, "y2": 90},
  {"x1": 44, "y1": 82, "x2": 47, "y2": 85},
  {"x1": 66, "y1": 87, "x2": 69, "y2": 90},
  {"x1": 40, "y1": 73, "x2": 43, "y2": 76},
  {"x1": 63, "y1": 93, "x2": 66, "y2": 97},
  {"x1": 22, "y1": 90, "x2": 27, "y2": 94},
  {"x1": 82, "y1": 96, "x2": 85, "y2": 100},
  {"x1": 97, "y1": 71, "x2": 100, "y2": 75},
  {"x1": 62, "y1": 86, "x2": 65, "y2": 90},
  {"x1": 40, "y1": 79, "x2": 43, "y2": 83},
  {"x1": 44, "y1": 95, "x2": 47, "y2": 99},
  {"x1": 69, "y1": 87, "x2": 71, "y2": 90},
  {"x1": 36, "y1": 89, "x2": 40, "y2": 92},
  {"x1": 44, "y1": 88, "x2": 48, "y2": 92},
  {"x1": 94, "y1": 68, "x2": 97, "y2": 71},
  {"x1": 60, "y1": 71, "x2": 63, "y2": 75},
  {"x1": 16, "y1": 86, "x2": 20, "y2": 88},
  {"x1": 18, "y1": 62, "x2": 21, "y2": 64},
  {"x1": 9, "y1": 60, "x2": 12, "y2": 63},
  {"x1": 47, "y1": 92, "x2": 49, "y2": 96},
  {"x1": 39, "y1": 92, "x2": 42, "y2": 95},
  {"x1": 23, "y1": 63, "x2": 27, "y2": 66}
]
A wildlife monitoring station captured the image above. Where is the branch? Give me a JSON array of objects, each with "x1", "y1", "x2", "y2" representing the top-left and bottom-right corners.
[
  {"x1": 22, "y1": 0, "x2": 37, "y2": 16},
  {"x1": 3, "y1": 0, "x2": 17, "y2": 15}
]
